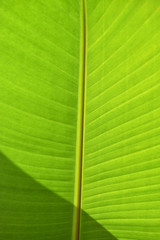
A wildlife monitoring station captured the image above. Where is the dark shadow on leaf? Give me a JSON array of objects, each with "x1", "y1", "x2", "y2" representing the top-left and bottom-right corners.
[{"x1": 0, "y1": 151, "x2": 117, "y2": 240}]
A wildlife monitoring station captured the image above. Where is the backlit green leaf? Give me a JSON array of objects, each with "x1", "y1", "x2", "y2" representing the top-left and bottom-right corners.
[{"x1": 0, "y1": 1, "x2": 160, "y2": 240}]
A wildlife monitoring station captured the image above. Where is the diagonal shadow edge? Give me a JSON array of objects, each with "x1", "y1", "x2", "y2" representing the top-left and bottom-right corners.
[{"x1": 0, "y1": 150, "x2": 118, "y2": 240}]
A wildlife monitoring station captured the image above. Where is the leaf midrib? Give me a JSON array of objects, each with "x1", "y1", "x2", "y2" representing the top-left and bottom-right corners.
[{"x1": 72, "y1": 0, "x2": 86, "y2": 240}]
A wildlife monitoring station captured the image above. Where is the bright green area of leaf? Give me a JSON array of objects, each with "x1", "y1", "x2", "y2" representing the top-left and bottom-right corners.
[
  {"x1": 0, "y1": 0, "x2": 160, "y2": 240},
  {"x1": 81, "y1": 0, "x2": 160, "y2": 240},
  {"x1": 0, "y1": 0, "x2": 80, "y2": 199}
]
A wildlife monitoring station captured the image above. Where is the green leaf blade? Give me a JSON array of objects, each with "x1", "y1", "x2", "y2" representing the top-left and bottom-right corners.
[
  {"x1": 81, "y1": 0, "x2": 160, "y2": 239},
  {"x1": 0, "y1": 0, "x2": 80, "y2": 239}
]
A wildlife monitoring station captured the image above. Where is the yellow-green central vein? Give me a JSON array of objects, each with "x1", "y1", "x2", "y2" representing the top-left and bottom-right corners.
[{"x1": 72, "y1": 0, "x2": 86, "y2": 239}]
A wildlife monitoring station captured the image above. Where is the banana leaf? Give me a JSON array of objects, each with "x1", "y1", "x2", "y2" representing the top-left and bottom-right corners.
[{"x1": 0, "y1": 0, "x2": 160, "y2": 239}]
